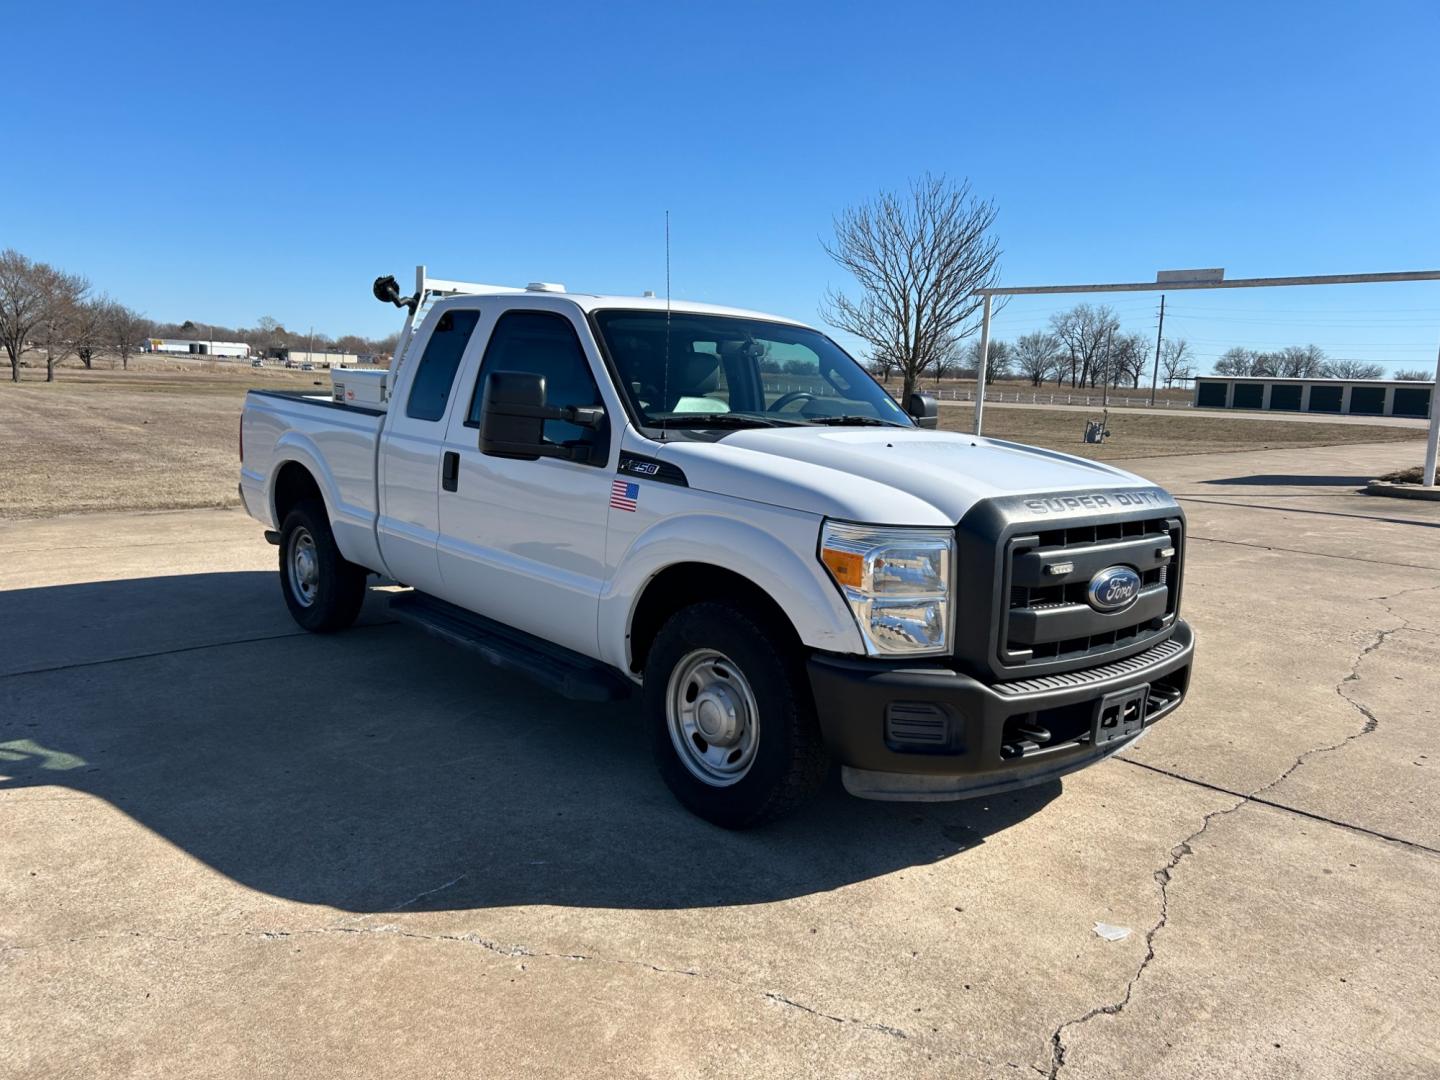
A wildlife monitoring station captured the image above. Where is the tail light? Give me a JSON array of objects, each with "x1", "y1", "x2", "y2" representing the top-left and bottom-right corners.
[{"x1": 238, "y1": 414, "x2": 244, "y2": 462}]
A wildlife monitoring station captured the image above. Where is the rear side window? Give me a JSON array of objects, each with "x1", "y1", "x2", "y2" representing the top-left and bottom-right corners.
[
  {"x1": 407, "y1": 309, "x2": 480, "y2": 421},
  {"x1": 468, "y1": 311, "x2": 607, "y2": 455}
]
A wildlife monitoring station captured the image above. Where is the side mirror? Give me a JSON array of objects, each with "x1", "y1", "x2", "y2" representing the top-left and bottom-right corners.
[
  {"x1": 479, "y1": 371, "x2": 604, "y2": 462},
  {"x1": 906, "y1": 391, "x2": 940, "y2": 429}
]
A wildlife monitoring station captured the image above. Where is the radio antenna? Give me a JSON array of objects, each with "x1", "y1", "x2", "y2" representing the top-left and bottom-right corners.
[{"x1": 661, "y1": 209, "x2": 671, "y2": 442}]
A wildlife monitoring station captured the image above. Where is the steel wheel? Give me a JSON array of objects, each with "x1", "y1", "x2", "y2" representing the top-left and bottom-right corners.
[
  {"x1": 287, "y1": 527, "x2": 320, "y2": 608},
  {"x1": 666, "y1": 648, "x2": 761, "y2": 787}
]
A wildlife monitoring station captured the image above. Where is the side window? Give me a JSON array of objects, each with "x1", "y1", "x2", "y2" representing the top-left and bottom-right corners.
[
  {"x1": 406, "y1": 309, "x2": 480, "y2": 421},
  {"x1": 468, "y1": 311, "x2": 607, "y2": 455}
]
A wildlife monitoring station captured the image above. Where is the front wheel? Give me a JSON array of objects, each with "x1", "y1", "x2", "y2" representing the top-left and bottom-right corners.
[
  {"x1": 278, "y1": 500, "x2": 367, "y2": 633},
  {"x1": 645, "y1": 602, "x2": 829, "y2": 828}
]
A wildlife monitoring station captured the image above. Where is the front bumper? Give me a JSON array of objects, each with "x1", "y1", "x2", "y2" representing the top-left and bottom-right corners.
[{"x1": 807, "y1": 620, "x2": 1193, "y2": 801}]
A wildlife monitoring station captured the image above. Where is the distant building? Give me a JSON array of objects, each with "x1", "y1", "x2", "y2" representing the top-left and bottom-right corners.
[
  {"x1": 273, "y1": 349, "x2": 364, "y2": 368},
  {"x1": 1193, "y1": 376, "x2": 1432, "y2": 418},
  {"x1": 144, "y1": 338, "x2": 250, "y2": 359}
]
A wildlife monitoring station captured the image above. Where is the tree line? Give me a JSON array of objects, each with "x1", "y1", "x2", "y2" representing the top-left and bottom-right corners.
[
  {"x1": 0, "y1": 248, "x2": 398, "y2": 384},
  {"x1": 862, "y1": 301, "x2": 1196, "y2": 392},
  {"x1": 1213, "y1": 346, "x2": 1427, "y2": 381}
]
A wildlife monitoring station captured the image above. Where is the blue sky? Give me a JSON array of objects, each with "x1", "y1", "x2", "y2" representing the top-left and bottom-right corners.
[{"x1": 6, "y1": 1, "x2": 1438, "y2": 374}]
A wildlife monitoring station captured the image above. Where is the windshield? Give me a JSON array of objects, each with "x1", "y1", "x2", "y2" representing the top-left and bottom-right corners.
[{"x1": 592, "y1": 310, "x2": 912, "y2": 429}]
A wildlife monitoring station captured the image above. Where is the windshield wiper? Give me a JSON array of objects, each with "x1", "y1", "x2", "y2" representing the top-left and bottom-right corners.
[
  {"x1": 803, "y1": 414, "x2": 905, "y2": 427},
  {"x1": 650, "y1": 413, "x2": 801, "y2": 429}
]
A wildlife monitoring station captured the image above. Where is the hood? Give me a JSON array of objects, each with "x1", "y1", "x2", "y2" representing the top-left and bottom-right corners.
[{"x1": 653, "y1": 427, "x2": 1154, "y2": 525}]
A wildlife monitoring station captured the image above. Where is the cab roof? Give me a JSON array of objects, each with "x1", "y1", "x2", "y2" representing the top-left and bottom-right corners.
[{"x1": 430, "y1": 290, "x2": 813, "y2": 329}]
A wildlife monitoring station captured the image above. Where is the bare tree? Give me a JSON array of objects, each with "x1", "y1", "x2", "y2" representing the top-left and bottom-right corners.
[
  {"x1": 1213, "y1": 347, "x2": 1258, "y2": 376},
  {"x1": 1014, "y1": 332, "x2": 1061, "y2": 386},
  {"x1": 106, "y1": 302, "x2": 151, "y2": 371},
  {"x1": 1048, "y1": 304, "x2": 1119, "y2": 387},
  {"x1": 1274, "y1": 344, "x2": 1326, "y2": 378},
  {"x1": 374, "y1": 331, "x2": 400, "y2": 361},
  {"x1": 1216, "y1": 344, "x2": 1332, "y2": 379},
  {"x1": 1323, "y1": 358, "x2": 1385, "y2": 380},
  {"x1": 1394, "y1": 368, "x2": 1431, "y2": 381},
  {"x1": 1103, "y1": 332, "x2": 1150, "y2": 388},
  {"x1": 0, "y1": 249, "x2": 48, "y2": 382},
  {"x1": 1160, "y1": 339, "x2": 1194, "y2": 388},
  {"x1": 37, "y1": 267, "x2": 89, "y2": 382},
  {"x1": 822, "y1": 174, "x2": 1002, "y2": 401},
  {"x1": 1247, "y1": 351, "x2": 1279, "y2": 377},
  {"x1": 72, "y1": 297, "x2": 110, "y2": 368},
  {"x1": 962, "y1": 337, "x2": 1010, "y2": 383}
]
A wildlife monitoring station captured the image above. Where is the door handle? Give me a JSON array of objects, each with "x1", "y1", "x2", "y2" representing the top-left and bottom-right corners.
[{"x1": 441, "y1": 451, "x2": 460, "y2": 492}]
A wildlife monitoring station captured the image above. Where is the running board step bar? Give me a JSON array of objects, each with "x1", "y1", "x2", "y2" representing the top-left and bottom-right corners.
[{"x1": 387, "y1": 592, "x2": 633, "y2": 702}]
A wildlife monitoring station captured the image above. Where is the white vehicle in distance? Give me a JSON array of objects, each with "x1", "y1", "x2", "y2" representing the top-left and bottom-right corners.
[{"x1": 238, "y1": 267, "x2": 1193, "y2": 827}]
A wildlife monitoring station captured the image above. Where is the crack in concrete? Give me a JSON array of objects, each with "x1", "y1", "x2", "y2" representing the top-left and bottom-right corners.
[
  {"x1": 1045, "y1": 795, "x2": 1243, "y2": 1079},
  {"x1": 1121, "y1": 760, "x2": 1440, "y2": 856},
  {"x1": 1244, "y1": 622, "x2": 1401, "y2": 802},
  {"x1": 762, "y1": 992, "x2": 909, "y2": 1038},
  {"x1": 1047, "y1": 588, "x2": 1428, "y2": 1077},
  {"x1": 0, "y1": 622, "x2": 398, "y2": 681},
  {"x1": 384, "y1": 873, "x2": 470, "y2": 913},
  {"x1": 5, "y1": 923, "x2": 927, "y2": 1048}
]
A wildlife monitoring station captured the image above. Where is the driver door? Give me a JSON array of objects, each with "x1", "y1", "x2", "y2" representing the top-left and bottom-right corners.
[{"x1": 436, "y1": 305, "x2": 615, "y2": 658}]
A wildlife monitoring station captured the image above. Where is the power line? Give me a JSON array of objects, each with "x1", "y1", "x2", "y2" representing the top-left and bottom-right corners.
[
  {"x1": 1163, "y1": 311, "x2": 1440, "y2": 326},
  {"x1": 1162, "y1": 304, "x2": 1440, "y2": 316}
]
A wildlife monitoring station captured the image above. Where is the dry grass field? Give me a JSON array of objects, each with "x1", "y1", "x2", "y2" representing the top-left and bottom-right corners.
[
  {"x1": 939, "y1": 405, "x2": 1425, "y2": 461},
  {"x1": 0, "y1": 363, "x2": 328, "y2": 519},
  {"x1": 0, "y1": 362, "x2": 1426, "y2": 519}
]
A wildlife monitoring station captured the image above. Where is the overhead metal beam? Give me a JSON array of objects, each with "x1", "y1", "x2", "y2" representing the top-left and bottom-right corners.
[
  {"x1": 974, "y1": 270, "x2": 1440, "y2": 297},
  {"x1": 968, "y1": 269, "x2": 1440, "y2": 487}
]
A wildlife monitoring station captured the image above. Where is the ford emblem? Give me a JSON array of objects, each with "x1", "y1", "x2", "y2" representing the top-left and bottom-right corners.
[{"x1": 1087, "y1": 565, "x2": 1141, "y2": 613}]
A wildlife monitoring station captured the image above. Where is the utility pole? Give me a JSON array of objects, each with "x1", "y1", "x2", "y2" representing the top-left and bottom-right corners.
[
  {"x1": 1101, "y1": 324, "x2": 1114, "y2": 408},
  {"x1": 1149, "y1": 294, "x2": 1166, "y2": 406}
]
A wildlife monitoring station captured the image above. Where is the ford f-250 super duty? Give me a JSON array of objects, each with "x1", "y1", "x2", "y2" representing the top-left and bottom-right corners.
[{"x1": 239, "y1": 267, "x2": 1193, "y2": 828}]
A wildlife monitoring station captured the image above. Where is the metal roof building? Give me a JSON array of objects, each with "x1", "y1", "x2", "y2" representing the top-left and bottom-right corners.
[
  {"x1": 143, "y1": 338, "x2": 251, "y2": 358},
  {"x1": 1193, "y1": 376, "x2": 1433, "y2": 418}
]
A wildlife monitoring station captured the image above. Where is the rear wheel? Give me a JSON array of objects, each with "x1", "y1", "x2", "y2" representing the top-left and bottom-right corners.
[
  {"x1": 278, "y1": 500, "x2": 367, "y2": 633},
  {"x1": 645, "y1": 602, "x2": 828, "y2": 828}
]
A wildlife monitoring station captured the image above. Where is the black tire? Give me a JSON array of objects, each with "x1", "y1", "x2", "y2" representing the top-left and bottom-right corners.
[
  {"x1": 278, "y1": 500, "x2": 367, "y2": 633},
  {"x1": 644, "y1": 601, "x2": 829, "y2": 829}
]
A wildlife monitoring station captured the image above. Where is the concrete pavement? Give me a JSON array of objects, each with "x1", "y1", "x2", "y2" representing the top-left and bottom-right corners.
[{"x1": 2, "y1": 441, "x2": 1438, "y2": 1079}]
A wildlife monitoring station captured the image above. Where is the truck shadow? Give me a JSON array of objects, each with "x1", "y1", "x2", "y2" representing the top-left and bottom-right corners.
[{"x1": 0, "y1": 572, "x2": 1059, "y2": 913}]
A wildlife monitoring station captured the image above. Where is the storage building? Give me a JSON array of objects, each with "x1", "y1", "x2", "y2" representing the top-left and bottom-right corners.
[{"x1": 1193, "y1": 376, "x2": 1433, "y2": 418}]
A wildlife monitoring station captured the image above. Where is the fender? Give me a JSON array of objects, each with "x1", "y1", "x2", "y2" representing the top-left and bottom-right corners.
[
  {"x1": 270, "y1": 432, "x2": 387, "y2": 573},
  {"x1": 598, "y1": 510, "x2": 866, "y2": 673}
]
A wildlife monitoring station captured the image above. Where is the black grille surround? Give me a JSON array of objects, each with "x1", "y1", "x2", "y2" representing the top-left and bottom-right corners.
[{"x1": 953, "y1": 487, "x2": 1186, "y2": 681}]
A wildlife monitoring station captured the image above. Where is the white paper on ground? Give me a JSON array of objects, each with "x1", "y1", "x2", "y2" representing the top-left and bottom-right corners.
[{"x1": 1093, "y1": 922, "x2": 1133, "y2": 942}]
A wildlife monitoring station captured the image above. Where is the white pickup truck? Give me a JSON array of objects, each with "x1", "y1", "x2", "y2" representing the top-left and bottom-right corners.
[{"x1": 240, "y1": 267, "x2": 1193, "y2": 827}]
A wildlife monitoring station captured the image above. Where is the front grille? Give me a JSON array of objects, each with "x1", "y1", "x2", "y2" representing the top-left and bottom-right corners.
[{"x1": 999, "y1": 514, "x2": 1182, "y2": 668}]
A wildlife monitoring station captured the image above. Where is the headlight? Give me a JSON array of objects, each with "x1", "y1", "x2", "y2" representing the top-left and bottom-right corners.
[{"x1": 819, "y1": 521, "x2": 953, "y2": 656}]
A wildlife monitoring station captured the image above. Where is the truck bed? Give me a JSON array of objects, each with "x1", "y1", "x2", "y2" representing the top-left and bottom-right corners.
[{"x1": 239, "y1": 388, "x2": 387, "y2": 573}]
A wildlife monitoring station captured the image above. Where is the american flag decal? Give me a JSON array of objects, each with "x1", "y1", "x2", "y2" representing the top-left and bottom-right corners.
[{"x1": 610, "y1": 479, "x2": 639, "y2": 512}]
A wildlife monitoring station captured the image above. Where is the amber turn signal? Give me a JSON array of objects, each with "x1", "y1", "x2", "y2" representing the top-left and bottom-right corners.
[{"x1": 821, "y1": 547, "x2": 863, "y2": 588}]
